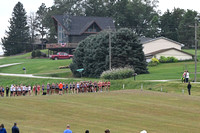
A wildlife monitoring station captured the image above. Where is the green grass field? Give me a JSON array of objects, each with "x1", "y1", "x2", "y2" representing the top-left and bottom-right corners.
[
  {"x1": 1, "y1": 90, "x2": 200, "y2": 133},
  {"x1": 0, "y1": 52, "x2": 72, "y2": 74},
  {"x1": 1, "y1": 50, "x2": 200, "y2": 133},
  {"x1": 1, "y1": 50, "x2": 200, "y2": 81},
  {"x1": 182, "y1": 49, "x2": 200, "y2": 60}
]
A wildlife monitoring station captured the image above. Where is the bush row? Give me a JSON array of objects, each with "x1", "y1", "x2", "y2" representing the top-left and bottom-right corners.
[
  {"x1": 159, "y1": 56, "x2": 178, "y2": 63},
  {"x1": 100, "y1": 67, "x2": 134, "y2": 80},
  {"x1": 148, "y1": 56, "x2": 179, "y2": 66},
  {"x1": 148, "y1": 58, "x2": 159, "y2": 66}
]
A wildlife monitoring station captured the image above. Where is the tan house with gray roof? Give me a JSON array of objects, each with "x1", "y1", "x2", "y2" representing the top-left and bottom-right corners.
[{"x1": 140, "y1": 37, "x2": 193, "y2": 62}]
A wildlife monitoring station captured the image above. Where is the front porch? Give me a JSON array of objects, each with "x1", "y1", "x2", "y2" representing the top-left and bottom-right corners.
[{"x1": 46, "y1": 43, "x2": 79, "y2": 56}]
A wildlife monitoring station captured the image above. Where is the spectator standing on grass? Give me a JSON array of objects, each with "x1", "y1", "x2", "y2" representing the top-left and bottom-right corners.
[
  {"x1": 12, "y1": 123, "x2": 19, "y2": 133},
  {"x1": 105, "y1": 129, "x2": 110, "y2": 133},
  {"x1": 187, "y1": 82, "x2": 192, "y2": 95},
  {"x1": 85, "y1": 130, "x2": 89, "y2": 133},
  {"x1": 182, "y1": 70, "x2": 186, "y2": 83},
  {"x1": 64, "y1": 124, "x2": 72, "y2": 133},
  {"x1": 185, "y1": 70, "x2": 189, "y2": 83},
  {"x1": 0, "y1": 124, "x2": 7, "y2": 133}
]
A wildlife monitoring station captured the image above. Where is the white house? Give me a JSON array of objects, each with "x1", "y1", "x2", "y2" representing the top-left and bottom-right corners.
[{"x1": 140, "y1": 37, "x2": 193, "y2": 62}]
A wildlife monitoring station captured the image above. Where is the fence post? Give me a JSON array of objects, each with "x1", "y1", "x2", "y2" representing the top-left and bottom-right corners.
[{"x1": 141, "y1": 84, "x2": 143, "y2": 91}]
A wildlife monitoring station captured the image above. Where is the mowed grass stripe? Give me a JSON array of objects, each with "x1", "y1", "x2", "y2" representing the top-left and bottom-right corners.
[{"x1": 1, "y1": 90, "x2": 200, "y2": 133}]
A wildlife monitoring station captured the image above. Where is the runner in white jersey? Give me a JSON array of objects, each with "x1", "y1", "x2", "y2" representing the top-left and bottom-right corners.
[
  {"x1": 22, "y1": 85, "x2": 26, "y2": 96},
  {"x1": 17, "y1": 86, "x2": 21, "y2": 96},
  {"x1": 13, "y1": 85, "x2": 16, "y2": 96},
  {"x1": 10, "y1": 85, "x2": 13, "y2": 96},
  {"x1": 28, "y1": 85, "x2": 31, "y2": 96}
]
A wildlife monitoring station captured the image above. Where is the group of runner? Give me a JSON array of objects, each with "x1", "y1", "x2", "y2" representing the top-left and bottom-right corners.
[{"x1": 0, "y1": 81, "x2": 111, "y2": 97}]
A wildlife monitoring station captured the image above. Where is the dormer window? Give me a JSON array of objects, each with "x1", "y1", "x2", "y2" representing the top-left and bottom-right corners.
[{"x1": 85, "y1": 23, "x2": 101, "y2": 33}]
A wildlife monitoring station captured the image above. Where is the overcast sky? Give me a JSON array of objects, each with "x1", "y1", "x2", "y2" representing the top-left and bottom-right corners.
[{"x1": 1, "y1": 0, "x2": 200, "y2": 53}]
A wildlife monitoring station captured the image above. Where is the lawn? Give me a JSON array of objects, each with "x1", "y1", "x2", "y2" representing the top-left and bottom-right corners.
[
  {"x1": 0, "y1": 90, "x2": 200, "y2": 133},
  {"x1": 1, "y1": 75, "x2": 200, "y2": 96},
  {"x1": 1, "y1": 52, "x2": 200, "y2": 81},
  {"x1": 182, "y1": 49, "x2": 200, "y2": 60},
  {"x1": 1, "y1": 50, "x2": 200, "y2": 133},
  {"x1": 0, "y1": 54, "x2": 72, "y2": 74},
  {"x1": 138, "y1": 61, "x2": 200, "y2": 81}
]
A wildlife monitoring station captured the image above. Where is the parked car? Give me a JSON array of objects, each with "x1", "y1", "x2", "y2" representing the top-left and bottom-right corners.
[{"x1": 49, "y1": 52, "x2": 73, "y2": 60}]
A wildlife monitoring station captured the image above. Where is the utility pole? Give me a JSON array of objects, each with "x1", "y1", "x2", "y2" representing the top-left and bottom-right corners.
[
  {"x1": 108, "y1": 26, "x2": 112, "y2": 70},
  {"x1": 190, "y1": 17, "x2": 199, "y2": 82},
  {"x1": 194, "y1": 17, "x2": 199, "y2": 82}
]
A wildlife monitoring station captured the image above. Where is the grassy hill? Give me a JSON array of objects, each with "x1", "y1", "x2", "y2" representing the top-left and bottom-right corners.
[
  {"x1": 0, "y1": 51, "x2": 72, "y2": 75},
  {"x1": 1, "y1": 90, "x2": 200, "y2": 133},
  {"x1": 1, "y1": 50, "x2": 200, "y2": 133},
  {"x1": 1, "y1": 50, "x2": 200, "y2": 81},
  {"x1": 1, "y1": 49, "x2": 200, "y2": 95}
]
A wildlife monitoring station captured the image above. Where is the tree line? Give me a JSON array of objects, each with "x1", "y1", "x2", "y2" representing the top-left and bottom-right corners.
[{"x1": 1, "y1": 0, "x2": 200, "y2": 55}]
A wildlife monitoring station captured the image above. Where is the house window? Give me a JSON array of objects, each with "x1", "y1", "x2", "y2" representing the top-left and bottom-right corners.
[
  {"x1": 58, "y1": 24, "x2": 68, "y2": 43},
  {"x1": 86, "y1": 23, "x2": 101, "y2": 33}
]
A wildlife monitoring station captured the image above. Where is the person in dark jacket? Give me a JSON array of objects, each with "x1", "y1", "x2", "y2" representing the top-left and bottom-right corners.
[
  {"x1": 105, "y1": 129, "x2": 110, "y2": 133},
  {"x1": 187, "y1": 82, "x2": 192, "y2": 95},
  {"x1": 6, "y1": 86, "x2": 9, "y2": 97},
  {"x1": 0, "y1": 124, "x2": 7, "y2": 133},
  {"x1": 12, "y1": 123, "x2": 19, "y2": 133},
  {"x1": 85, "y1": 130, "x2": 89, "y2": 133}
]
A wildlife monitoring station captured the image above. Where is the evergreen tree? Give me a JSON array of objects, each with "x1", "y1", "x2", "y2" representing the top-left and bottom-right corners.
[
  {"x1": 1, "y1": 2, "x2": 30, "y2": 55},
  {"x1": 70, "y1": 28, "x2": 148, "y2": 77}
]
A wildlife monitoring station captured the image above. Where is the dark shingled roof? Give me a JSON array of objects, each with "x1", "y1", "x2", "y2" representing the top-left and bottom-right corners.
[{"x1": 53, "y1": 15, "x2": 115, "y2": 35}]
